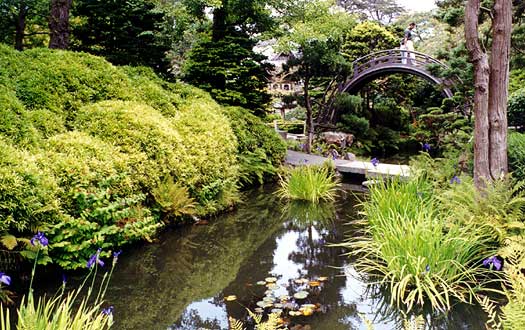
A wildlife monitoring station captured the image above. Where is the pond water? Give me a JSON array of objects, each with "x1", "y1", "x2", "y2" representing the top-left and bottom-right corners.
[{"x1": 102, "y1": 184, "x2": 487, "y2": 330}]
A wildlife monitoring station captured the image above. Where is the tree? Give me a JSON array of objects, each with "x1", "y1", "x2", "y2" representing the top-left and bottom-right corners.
[
  {"x1": 465, "y1": 0, "x2": 512, "y2": 187},
  {"x1": 337, "y1": 0, "x2": 405, "y2": 24},
  {"x1": 276, "y1": 0, "x2": 356, "y2": 152},
  {"x1": 72, "y1": 0, "x2": 171, "y2": 71},
  {"x1": 182, "y1": 0, "x2": 274, "y2": 115},
  {"x1": 0, "y1": 0, "x2": 47, "y2": 50},
  {"x1": 49, "y1": 0, "x2": 72, "y2": 49}
]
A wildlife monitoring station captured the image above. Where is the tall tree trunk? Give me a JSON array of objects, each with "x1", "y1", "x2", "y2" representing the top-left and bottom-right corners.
[
  {"x1": 49, "y1": 0, "x2": 73, "y2": 49},
  {"x1": 304, "y1": 75, "x2": 313, "y2": 154},
  {"x1": 488, "y1": 0, "x2": 512, "y2": 179},
  {"x1": 465, "y1": 0, "x2": 512, "y2": 188},
  {"x1": 14, "y1": 2, "x2": 27, "y2": 51},
  {"x1": 465, "y1": 0, "x2": 492, "y2": 188}
]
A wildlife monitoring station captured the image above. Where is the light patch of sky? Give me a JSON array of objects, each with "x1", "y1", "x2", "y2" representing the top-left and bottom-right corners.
[{"x1": 397, "y1": 0, "x2": 437, "y2": 13}]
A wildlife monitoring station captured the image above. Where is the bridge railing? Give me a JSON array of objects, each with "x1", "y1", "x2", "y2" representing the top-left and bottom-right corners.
[{"x1": 351, "y1": 49, "x2": 447, "y2": 78}]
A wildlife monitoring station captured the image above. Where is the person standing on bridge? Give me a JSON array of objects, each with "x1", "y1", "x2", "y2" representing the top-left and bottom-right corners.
[{"x1": 401, "y1": 22, "x2": 416, "y2": 65}]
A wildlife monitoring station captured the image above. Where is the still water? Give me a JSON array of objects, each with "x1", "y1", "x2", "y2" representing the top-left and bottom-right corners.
[{"x1": 103, "y1": 185, "x2": 486, "y2": 330}]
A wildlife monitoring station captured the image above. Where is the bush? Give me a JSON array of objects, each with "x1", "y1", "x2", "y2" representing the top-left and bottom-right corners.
[
  {"x1": 508, "y1": 89, "x2": 525, "y2": 130},
  {"x1": 74, "y1": 100, "x2": 239, "y2": 213},
  {"x1": 508, "y1": 132, "x2": 525, "y2": 181},
  {"x1": 223, "y1": 107, "x2": 286, "y2": 186},
  {"x1": 0, "y1": 139, "x2": 60, "y2": 233},
  {"x1": 0, "y1": 86, "x2": 40, "y2": 148}
]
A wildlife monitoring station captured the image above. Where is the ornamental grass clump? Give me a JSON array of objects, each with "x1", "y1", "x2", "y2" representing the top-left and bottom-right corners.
[
  {"x1": 346, "y1": 179, "x2": 495, "y2": 312},
  {"x1": 277, "y1": 163, "x2": 339, "y2": 203}
]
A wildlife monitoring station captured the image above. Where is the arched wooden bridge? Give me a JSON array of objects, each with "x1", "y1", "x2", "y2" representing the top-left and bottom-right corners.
[{"x1": 342, "y1": 49, "x2": 455, "y2": 98}]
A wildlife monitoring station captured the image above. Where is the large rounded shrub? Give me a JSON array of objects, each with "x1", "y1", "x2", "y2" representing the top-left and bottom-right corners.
[
  {"x1": 74, "y1": 101, "x2": 239, "y2": 211},
  {"x1": 508, "y1": 88, "x2": 525, "y2": 130},
  {"x1": 0, "y1": 86, "x2": 40, "y2": 147}
]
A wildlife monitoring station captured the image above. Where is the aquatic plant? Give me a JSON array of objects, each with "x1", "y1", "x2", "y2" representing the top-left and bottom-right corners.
[
  {"x1": 277, "y1": 163, "x2": 339, "y2": 203},
  {"x1": 344, "y1": 179, "x2": 496, "y2": 312},
  {"x1": 1, "y1": 234, "x2": 115, "y2": 329}
]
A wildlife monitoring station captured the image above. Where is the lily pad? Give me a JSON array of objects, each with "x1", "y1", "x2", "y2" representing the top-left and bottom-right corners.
[
  {"x1": 265, "y1": 277, "x2": 277, "y2": 283},
  {"x1": 318, "y1": 276, "x2": 328, "y2": 281},
  {"x1": 256, "y1": 301, "x2": 266, "y2": 308},
  {"x1": 289, "y1": 311, "x2": 302, "y2": 316},
  {"x1": 293, "y1": 291, "x2": 309, "y2": 299},
  {"x1": 301, "y1": 304, "x2": 316, "y2": 309},
  {"x1": 267, "y1": 283, "x2": 280, "y2": 290},
  {"x1": 271, "y1": 308, "x2": 283, "y2": 314},
  {"x1": 309, "y1": 280, "x2": 321, "y2": 287},
  {"x1": 279, "y1": 295, "x2": 290, "y2": 301},
  {"x1": 274, "y1": 303, "x2": 283, "y2": 308},
  {"x1": 224, "y1": 295, "x2": 237, "y2": 301},
  {"x1": 294, "y1": 278, "x2": 308, "y2": 284},
  {"x1": 256, "y1": 281, "x2": 267, "y2": 285},
  {"x1": 254, "y1": 307, "x2": 264, "y2": 313}
]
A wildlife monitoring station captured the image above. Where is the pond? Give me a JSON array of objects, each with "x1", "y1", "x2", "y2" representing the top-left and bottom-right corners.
[{"x1": 101, "y1": 184, "x2": 487, "y2": 330}]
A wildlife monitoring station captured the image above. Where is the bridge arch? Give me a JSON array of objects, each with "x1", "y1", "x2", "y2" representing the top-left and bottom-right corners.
[{"x1": 342, "y1": 49, "x2": 455, "y2": 98}]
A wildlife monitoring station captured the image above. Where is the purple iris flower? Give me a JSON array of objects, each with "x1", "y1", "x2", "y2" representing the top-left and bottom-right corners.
[
  {"x1": 483, "y1": 256, "x2": 502, "y2": 271},
  {"x1": 62, "y1": 273, "x2": 67, "y2": 284},
  {"x1": 87, "y1": 248, "x2": 104, "y2": 269},
  {"x1": 422, "y1": 143, "x2": 431, "y2": 152},
  {"x1": 371, "y1": 158, "x2": 379, "y2": 167},
  {"x1": 112, "y1": 250, "x2": 122, "y2": 265},
  {"x1": 450, "y1": 176, "x2": 461, "y2": 184},
  {"x1": 102, "y1": 306, "x2": 114, "y2": 316},
  {"x1": 30, "y1": 232, "x2": 48, "y2": 247},
  {"x1": 0, "y1": 272, "x2": 11, "y2": 286}
]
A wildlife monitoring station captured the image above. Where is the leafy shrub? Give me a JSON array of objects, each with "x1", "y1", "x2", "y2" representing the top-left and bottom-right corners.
[
  {"x1": 508, "y1": 89, "x2": 525, "y2": 130},
  {"x1": 48, "y1": 187, "x2": 160, "y2": 269},
  {"x1": 74, "y1": 100, "x2": 239, "y2": 213},
  {"x1": 277, "y1": 163, "x2": 339, "y2": 203},
  {"x1": 508, "y1": 132, "x2": 525, "y2": 181},
  {"x1": 223, "y1": 107, "x2": 286, "y2": 186},
  {"x1": 337, "y1": 113, "x2": 369, "y2": 137},
  {"x1": 0, "y1": 46, "x2": 132, "y2": 118},
  {"x1": 0, "y1": 86, "x2": 40, "y2": 147},
  {"x1": 345, "y1": 179, "x2": 495, "y2": 312},
  {"x1": 0, "y1": 139, "x2": 60, "y2": 233}
]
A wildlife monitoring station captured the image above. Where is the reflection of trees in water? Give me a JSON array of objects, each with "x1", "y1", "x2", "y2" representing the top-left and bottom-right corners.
[
  {"x1": 106, "y1": 186, "x2": 286, "y2": 330},
  {"x1": 168, "y1": 309, "x2": 222, "y2": 330}
]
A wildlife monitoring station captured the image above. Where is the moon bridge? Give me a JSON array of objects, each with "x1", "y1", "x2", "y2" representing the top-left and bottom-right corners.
[{"x1": 342, "y1": 49, "x2": 455, "y2": 98}]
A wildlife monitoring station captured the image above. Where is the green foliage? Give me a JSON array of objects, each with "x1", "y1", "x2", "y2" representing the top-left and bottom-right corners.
[
  {"x1": 413, "y1": 106, "x2": 472, "y2": 154},
  {"x1": 509, "y1": 132, "x2": 525, "y2": 181},
  {"x1": 0, "y1": 86, "x2": 40, "y2": 147},
  {"x1": 0, "y1": 44, "x2": 284, "y2": 267},
  {"x1": 345, "y1": 179, "x2": 495, "y2": 312},
  {"x1": 438, "y1": 177, "x2": 525, "y2": 243},
  {"x1": 152, "y1": 177, "x2": 196, "y2": 220},
  {"x1": 222, "y1": 107, "x2": 286, "y2": 186},
  {"x1": 48, "y1": 186, "x2": 160, "y2": 269},
  {"x1": 72, "y1": 0, "x2": 171, "y2": 72},
  {"x1": 508, "y1": 89, "x2": 525, "y2": 130},
  {"x1": 342, "y1": 21, "x2": 398, "y2": 61},
  {"x1": 182, "y1": 36, "x2": 272, "y2": 116},
  {"x1": 277, "y1": 163, "x2": 339, "y2": 203},
  {"x1": 0, "y1": 139, "x2": 60, "y2": 233}
]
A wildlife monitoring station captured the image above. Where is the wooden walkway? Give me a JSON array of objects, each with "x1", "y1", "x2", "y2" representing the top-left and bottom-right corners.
[{"x1": 286, "y1": 150, "x2": 410, "y2": 179}]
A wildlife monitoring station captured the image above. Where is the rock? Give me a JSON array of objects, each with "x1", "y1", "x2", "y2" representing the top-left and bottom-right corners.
[
  {"x1": 345, "y1": 152, "x2": 356, "y2": 161},
  {"x1": 319, "y1": 131, "x2": 354, "y2": 148}
]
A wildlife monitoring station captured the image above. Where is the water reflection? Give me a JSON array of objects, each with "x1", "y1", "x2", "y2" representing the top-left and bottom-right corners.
[{"x1": 103, "y1": 186, "x2": 487, "y2": 330}]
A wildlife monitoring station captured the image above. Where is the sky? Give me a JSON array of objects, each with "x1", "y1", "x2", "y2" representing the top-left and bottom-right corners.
[{"x1": 397, "y1": 0, "x2": 437, "y2": 13}]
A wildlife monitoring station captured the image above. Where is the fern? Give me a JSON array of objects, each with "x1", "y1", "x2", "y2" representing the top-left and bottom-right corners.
[
  {"x1": 151, "y1": 176, "x2": 196, "y2": 220},
  {"x1": 477, "y1": 295, "x2": 502, "y2": 330}
]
